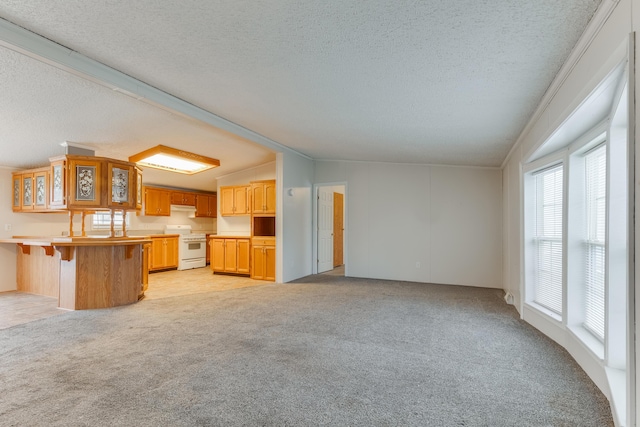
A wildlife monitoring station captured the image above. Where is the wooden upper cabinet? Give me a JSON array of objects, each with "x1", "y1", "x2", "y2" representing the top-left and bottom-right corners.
[
  {"x1": 196, "y1": 194, "x2": 217, "y2": 218},
  {"x1": 67, "y1": 157, "x2": 103, "y2": 208},
  {"x1": 219, "y1": 185, "x2": 249, "y2": 216},
  {"x1": 171, "y1": 191, "x2": 196, "y2": 206},
  {"x1": 11, "y1": 155, "x2": 142, "y2": 214},
  {"x1": 251, "y1": 180, "x2": 276, "y2": 215},
  {"x1": 144, "y1": 187, "x2": 171, "y2": 216}
]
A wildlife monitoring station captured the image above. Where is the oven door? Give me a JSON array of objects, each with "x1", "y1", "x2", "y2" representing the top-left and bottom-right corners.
[{"x1": 181, "y1": 240, "x2": 206, "y2": 259}]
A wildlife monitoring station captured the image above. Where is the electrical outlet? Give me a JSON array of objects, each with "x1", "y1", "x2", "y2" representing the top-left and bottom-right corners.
[{"x1": 4, "y1": 224, "x2": 11, "y2": 231}]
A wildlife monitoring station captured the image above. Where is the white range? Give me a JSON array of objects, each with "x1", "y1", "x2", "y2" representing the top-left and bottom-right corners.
[{"x1": 164, "y1": 225, "x2": 207, "y2": 270}]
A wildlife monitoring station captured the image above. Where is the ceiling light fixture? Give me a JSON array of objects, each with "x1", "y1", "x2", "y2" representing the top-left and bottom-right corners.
[{"x1": 129, "y1": 145, "x2": 220, "y2": 174}]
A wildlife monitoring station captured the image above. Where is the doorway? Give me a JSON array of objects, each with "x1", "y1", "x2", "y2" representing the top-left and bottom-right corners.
[{"x1": 315, "y1": 184, "x2": 346, "y2": 275}]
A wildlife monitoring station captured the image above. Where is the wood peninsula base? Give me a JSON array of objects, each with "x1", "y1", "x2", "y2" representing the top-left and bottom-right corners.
[{"x1": 4, "y1": 236, "x2": 151, "y2": 310}]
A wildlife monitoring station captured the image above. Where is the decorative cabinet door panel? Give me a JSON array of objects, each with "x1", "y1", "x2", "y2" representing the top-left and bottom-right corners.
[
  {"x1": 12, "y1": 174, "x2": 21, "y2": 212},
  {"x1": 33, "y1": 170, "x2": 48, "y2": 211},
  {"x1": 108, "y1": 162, "x2": 134, "y2": 208},
  {"x1": 21, "y1": 174, "x2": 34, "y2": 210},
  {"x1": 49, "y1": 159, "x2": 67, "y2": 208},
  {"x1": 68, "y1": 158, "x2": 102, "y2": 208},
  {"x1": 135, "y1": 169, "x2": 143, "y2": 210}
]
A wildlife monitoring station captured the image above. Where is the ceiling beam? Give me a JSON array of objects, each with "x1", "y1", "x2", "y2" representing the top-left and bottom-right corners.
[{"x1": 0, "y1": 17, "x2": 311, "y2": 160}]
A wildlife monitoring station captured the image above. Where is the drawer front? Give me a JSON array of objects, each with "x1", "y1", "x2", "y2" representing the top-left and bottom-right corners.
[{"x1": 251, "y1": 237, "x2": 275, "y2": 246}]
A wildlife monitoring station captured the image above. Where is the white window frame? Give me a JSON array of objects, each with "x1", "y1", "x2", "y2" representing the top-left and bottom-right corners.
[
  {"x1": 91, "y1": 211, "x2": 130, "y2": 230},
  {"x1": 583, "y1": 144, "x2": 607, "y2": 341},
  {"x1": 565, "y1": 127, "x2": 608, "y2": 359},
  {"x1": 523, "y1": 150, "x2": 567, "y2": 322}
]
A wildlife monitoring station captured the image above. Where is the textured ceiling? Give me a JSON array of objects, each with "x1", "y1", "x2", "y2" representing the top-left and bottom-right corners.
[
  {"x1": 0, "y1": 0, "x2": 601, "y2": 169},
  {"x1": 0, "y1": 47, "x2": 274, "y2": 190}
]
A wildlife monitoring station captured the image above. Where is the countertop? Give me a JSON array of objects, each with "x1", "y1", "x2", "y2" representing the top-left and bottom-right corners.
[{"x1": 0, "y1": 235, "x2": 152, "y2": 246}]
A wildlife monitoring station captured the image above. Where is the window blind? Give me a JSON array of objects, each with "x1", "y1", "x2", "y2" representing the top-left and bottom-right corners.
[
  {"x1": 533, "y1": 165, "x2": 564, "y2": 315},
  {"x1": 584, "y1": 145, "x2": 606, "y2": 341}
]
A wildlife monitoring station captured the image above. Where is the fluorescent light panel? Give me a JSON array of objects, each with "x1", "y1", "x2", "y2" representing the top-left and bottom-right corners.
[{"x1": 129, "y1": 145, "x2": 220, "y2": 174}]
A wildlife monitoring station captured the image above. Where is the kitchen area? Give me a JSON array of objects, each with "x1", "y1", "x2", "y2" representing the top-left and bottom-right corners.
[{"x1": 0, "y1": 149, "x2": 277, "y2": 323}]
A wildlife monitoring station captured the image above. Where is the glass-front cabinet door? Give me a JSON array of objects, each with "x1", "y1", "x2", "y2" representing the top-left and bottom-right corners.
[
  {"x1": 33, "y1": 169, "x2": 48, "y2": 211},
  {"x1": 21, "y1": 174, "x2": 34, "y2": 211},
  {"x1": 107, "y1": 162, "x2": 135, "y2": 209},
  {"x1": 136, "y1": 168, "x2": 143, "y2": 211},
  {"x1": 49, "y1": 157, "x2": 67, "y2": 209},
  {"x1": 12, "y1": 173, "x2": 21, "y2": 212},
  {"x1": 68, "y1": 158, "x2": 102, "y2": 208}
]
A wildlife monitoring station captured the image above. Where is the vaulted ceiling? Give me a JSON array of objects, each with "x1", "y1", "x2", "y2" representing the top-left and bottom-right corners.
[{"x1": 0, "y1": 1, "x2": 601, "y2": 189}]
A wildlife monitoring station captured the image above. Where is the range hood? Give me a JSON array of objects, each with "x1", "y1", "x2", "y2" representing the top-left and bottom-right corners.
[{"x1": 170, "y1": 204, "x2": 196, "y2": 217}]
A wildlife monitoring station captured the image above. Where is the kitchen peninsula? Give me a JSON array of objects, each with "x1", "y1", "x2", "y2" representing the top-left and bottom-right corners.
[{"x1": 0, "y1": 235, "x2": 151, "y2": 310}]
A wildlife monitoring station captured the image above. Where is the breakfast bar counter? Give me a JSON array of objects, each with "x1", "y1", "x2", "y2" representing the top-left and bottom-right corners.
[{"x1": 0, "y1": 236, "x2": 152, "y2": 310}]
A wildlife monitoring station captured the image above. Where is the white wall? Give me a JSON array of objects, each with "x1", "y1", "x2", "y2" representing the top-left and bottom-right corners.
[
  {"x1": 279, "y1": 151, "x2": 314, "y2": 283},
  {"x1": 126, "y1": 212, "x2": 215, "y2": 234},
  {"x1": 315, "y1": 160, "x2": 502, "y2": 288},
  {"x1": 216, "y1": 161, "x2": 276, "y2": 236}
]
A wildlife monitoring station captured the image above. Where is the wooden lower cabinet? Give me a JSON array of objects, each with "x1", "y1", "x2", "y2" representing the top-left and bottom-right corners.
[
  {"x1": 251, "y1": 237, "x2": 275, "y2": 281},
  {"x1": 210, "y1": 237, "x2": 250, "y2": 275},
  {"x1": 149, "y1": 236, "x2": 178, "y2": 271}
]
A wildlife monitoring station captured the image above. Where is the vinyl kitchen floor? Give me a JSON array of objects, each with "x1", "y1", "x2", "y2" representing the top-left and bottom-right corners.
[
  {"x1": 144, "y1": 267, "x2": 270, "y2": 300},
  {"x1": 0, "y1": 267, "x2": 270, "y2": 329}
]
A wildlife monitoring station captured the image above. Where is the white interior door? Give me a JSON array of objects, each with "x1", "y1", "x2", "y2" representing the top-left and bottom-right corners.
[{"x1": 317, "y1": 187, "x2": 334, "y2": 273}]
